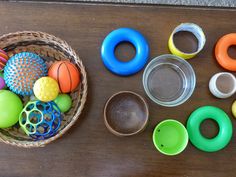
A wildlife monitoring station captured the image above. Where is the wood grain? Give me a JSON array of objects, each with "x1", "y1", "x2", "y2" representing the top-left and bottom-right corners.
[
  {"x1": 14, "y1": 0, "x2": 236, "y2": 8},
  {"x1": 0, "y1": 1, "x2": 236, "y2": 177}
]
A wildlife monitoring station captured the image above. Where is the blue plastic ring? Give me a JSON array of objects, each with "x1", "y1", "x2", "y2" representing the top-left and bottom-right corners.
[{"x1": 101, "y1": 28, "x2": 149, "y2": 76}]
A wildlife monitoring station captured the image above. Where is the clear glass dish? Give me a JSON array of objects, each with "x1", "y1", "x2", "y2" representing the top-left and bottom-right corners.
[{"x1": 143, "y1": 54, "x2": 196, "y2": 107}]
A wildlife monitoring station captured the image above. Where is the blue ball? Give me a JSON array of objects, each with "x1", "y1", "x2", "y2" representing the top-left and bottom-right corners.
[{"x1": 4, "y1": 52, "x2": 47, "y2": 96}]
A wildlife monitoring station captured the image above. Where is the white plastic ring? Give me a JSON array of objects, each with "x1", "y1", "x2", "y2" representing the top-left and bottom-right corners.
[{"x1": 209, "y1": 72, "x2": 236, "y2": 99}]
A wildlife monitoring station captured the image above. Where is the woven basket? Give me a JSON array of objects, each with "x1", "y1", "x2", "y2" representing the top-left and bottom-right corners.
[{"x1": 0, "y1": 31, "x2": 87, "y2": 148}]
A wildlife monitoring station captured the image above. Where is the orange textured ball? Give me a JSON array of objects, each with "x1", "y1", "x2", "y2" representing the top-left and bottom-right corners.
[{"x1": 48, "y1": 61, "x2": 80, "y2": 93}]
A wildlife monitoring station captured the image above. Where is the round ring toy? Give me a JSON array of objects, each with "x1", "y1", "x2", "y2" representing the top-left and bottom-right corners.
[
  {"x1": 187, "y1": 106, "x2": 233, "y2": 152},
  {"x1": 215, "y1": 33, "x2": 236, "y2": 71},
  {"x1": 101, "y1": 28, "x2": 149, "y2": 76},
  {"x1": 168, "y1": 23, "x2": 206, "y2": 59},
  {"x1": 209, "y1": 72, "x2": 236, "y2": 99}
]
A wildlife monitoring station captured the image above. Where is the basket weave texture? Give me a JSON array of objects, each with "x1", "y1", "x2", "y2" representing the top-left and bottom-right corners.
[{"x1": 0, "y1": 31, "x2": 87, "y2": 148}]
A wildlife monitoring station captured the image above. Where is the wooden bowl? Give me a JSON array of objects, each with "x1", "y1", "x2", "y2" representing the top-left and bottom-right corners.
[{"x1": 104, "y1": 91, "x2": 149, "y2": 136}]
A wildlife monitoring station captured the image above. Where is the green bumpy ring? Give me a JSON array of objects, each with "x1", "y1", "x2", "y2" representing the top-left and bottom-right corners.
[{"x1": 187, "y1": 106, "x2": 233, "y2": 152}]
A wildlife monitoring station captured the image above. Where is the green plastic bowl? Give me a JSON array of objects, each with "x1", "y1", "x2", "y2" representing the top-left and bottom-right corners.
[{"x1": 153, "y1": 119, "x2": 188, "y2": 155}]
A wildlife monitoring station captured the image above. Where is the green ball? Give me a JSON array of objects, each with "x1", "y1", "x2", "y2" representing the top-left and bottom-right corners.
[
  {"x1": 54, "y1": 94, "x2": 72, "y2": 113},
  {"x1": 0, "y1": 90, "x2": 23, "y2": 128}
]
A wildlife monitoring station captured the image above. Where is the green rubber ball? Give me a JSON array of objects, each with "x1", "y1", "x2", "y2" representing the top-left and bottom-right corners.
[
  {"x1": 0, "y1": 90, "x2": 23, "y2": 128},
  {"x1": 54, "y1": 94, "x2": 72, "y2": 113}
]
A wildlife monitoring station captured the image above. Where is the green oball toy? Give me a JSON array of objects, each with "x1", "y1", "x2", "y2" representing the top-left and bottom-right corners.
[
  {"x1": 54, "y1": 94, "x2": 72, "y2": 113},
  {"x1": 0, "y1": 90, "x2": 23, "y2": 128}
]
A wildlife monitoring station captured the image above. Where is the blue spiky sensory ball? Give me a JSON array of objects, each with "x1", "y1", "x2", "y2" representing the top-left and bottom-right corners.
[{"x1": 4, "y1": 52, "x2": 47, "y2": 96}]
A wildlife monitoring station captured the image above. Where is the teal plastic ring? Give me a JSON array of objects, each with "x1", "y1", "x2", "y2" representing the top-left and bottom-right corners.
[{"x1": 187, "y1": 106, "x2": 233, "y2": 152}]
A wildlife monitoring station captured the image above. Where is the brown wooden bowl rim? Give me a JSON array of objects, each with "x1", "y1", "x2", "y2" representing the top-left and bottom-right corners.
[{"x1": 103, "y1": 91, "x2": 149, "y2": 137}]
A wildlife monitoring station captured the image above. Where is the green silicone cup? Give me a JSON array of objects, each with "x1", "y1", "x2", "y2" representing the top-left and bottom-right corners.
[{"x1": 153, "y1": 119, "x2": 188, "y2": 155}]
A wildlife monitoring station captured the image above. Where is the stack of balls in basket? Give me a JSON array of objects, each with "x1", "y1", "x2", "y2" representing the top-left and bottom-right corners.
[{"x1": 0, "y1": 50, "x2": 80, "y2": 140}]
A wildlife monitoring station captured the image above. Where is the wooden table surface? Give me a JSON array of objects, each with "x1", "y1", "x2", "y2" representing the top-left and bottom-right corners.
[{"x1": 0, "y1": 1, "x2": 236, "y2": 177}]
